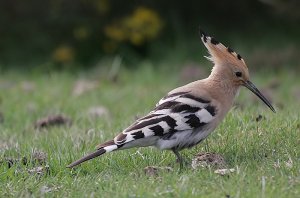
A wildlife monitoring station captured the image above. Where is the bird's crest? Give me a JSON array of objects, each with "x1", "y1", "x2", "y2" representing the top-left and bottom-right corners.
[{"x1": 199, "y1": 29, "x2": 247, "y2": 68}]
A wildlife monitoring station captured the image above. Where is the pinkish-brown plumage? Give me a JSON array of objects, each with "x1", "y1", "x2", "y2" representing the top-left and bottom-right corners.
[{"x1": 67, "y1": 29, "x2": 275, "y2": 169}]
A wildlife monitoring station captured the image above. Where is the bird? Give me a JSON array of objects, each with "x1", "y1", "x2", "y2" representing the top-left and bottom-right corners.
[{"x1": 67, "y1": 29, "x2": 276, "y2": 169}]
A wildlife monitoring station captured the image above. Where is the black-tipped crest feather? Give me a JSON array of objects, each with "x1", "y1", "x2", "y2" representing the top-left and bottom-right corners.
[{"x1": 198, "y1": 28, "x2": 246, "y2": 65}]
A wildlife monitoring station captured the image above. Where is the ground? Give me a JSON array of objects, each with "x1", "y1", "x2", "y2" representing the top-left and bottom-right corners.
[{"x1": 0, "y1": 63, "x2": 299, "y2": 197}]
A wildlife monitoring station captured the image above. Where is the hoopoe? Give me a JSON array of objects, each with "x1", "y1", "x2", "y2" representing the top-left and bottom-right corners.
[{"x1": 67, "y1": 29, "x2": 275, "y2": 169}]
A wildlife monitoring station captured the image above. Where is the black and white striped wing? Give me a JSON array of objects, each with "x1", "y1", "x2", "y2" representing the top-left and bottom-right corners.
[{"x1": 114, "y1": 91, "x2": 217, "y2": 145}]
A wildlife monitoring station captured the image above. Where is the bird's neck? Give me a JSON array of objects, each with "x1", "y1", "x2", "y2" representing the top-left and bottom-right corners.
[{"x1": 207, "y1": 67, "x2": 240, "y2": 102}]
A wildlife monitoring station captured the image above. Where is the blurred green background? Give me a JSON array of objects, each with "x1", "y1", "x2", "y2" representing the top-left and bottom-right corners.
[
  {"x1": 1, "y1": 2, "x2": 300, "y2": 197},
  {"x1": 1, "y1": 0, "x2": 299, "y2": 71}
]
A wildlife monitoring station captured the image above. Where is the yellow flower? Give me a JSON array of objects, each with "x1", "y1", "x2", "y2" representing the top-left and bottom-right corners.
[
  {"x1": 104, "y1": 25, "x2": 126, "y2": 42},
  {"x1": 103, "y1": 7, "x2": 163, "y2": 46},
  {"x1": 52, "y1": 45, "x2": 74, "y2": 63},
  {"x1": 129, "y1": 7, "x2": 163, "y2": 39}
]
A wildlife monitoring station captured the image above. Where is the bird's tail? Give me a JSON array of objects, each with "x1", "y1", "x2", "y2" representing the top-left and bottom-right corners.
[{"x1": 67, "y1": 140, "x2": 118, "y2": 168}]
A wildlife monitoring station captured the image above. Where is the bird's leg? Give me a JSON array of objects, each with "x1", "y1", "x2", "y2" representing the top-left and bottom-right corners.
[{"x1": 172, "y1": 148, "x2": 184, "y2": 170}]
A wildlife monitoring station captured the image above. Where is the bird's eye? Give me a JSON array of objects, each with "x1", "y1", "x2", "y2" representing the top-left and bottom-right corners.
[{"x1": 235, "y1": 72, "x2": 242, "y2": 77}]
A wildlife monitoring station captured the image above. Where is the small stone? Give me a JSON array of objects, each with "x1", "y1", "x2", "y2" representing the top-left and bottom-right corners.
[
  {"x1": 40, "y1": 185, "x2": 62, "y2": 194},
  {"x1": 27, "y1": 165, "x2": 50, "y2": 175},
  {"x1": 214, "y1": 168, "x2": 235, "y2": 176}
]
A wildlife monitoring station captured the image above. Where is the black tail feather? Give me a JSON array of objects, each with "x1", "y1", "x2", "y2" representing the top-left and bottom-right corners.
[{"x1": 67, "y1": 149, "x2": 106, "y2": 168}]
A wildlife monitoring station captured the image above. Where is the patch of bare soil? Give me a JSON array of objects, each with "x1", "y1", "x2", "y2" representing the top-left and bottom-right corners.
[
  {"x1": 34, "y1": 114, "x2": 72, "y2": 129},
  {"x1": 144, "y1": 166, "x2": 173, "y2": 177},
  {"x1": 191, "y1": 152, "x2": 227, "y2": 169}
]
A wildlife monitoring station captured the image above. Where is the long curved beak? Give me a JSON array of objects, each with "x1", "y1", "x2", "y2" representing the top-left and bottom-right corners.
[{"x1": 244, "y1": 80, "x2": 276, "y2": 113}]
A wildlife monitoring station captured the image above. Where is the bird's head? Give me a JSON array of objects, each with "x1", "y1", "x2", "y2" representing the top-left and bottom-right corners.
[{"x1": 199, "y1": 29, "x2": 275, "y2": 113}]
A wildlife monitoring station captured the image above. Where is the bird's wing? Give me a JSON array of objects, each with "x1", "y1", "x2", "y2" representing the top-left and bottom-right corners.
[{"x1": 113, "y1": 91, "x2": 217, "y2": 146}]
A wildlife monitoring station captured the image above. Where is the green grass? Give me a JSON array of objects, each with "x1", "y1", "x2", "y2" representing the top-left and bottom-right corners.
[{"x1": 0, "y1": 64, "x2": 299, "y2": 197}]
